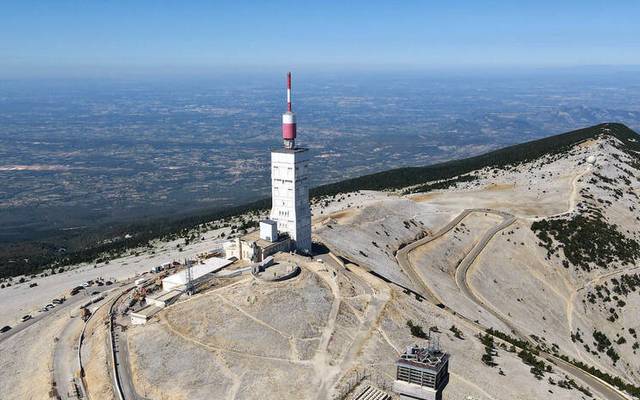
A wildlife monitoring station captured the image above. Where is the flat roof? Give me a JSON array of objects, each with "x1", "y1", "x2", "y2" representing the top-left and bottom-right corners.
[
  {"x1": 148, "y1": 289, "x2": 182, "y2": 302},
  {"x1": 131, "y1": 305, "x2": 162, "y2": 318},
  {"x1": 241, "y1": 230, "x2": 289, "y2": 249},
  {"x1": 162, "y1": 257, "x2": 233, "y2": 285},
  {"x1": 271, "y1": 147, "x2": 308, "y2": 154},
  {"x1": 397, "y1": 350, "x2": 449, "y2": 373}
]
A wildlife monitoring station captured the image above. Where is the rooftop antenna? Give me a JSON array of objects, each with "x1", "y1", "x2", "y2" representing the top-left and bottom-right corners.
[{"x1": 429, "y1": 334, "x2": 441, "y2": 353}]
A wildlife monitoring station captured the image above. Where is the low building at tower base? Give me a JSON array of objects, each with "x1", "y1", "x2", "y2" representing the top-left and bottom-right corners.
[{"x1": 223, "y1": 223, "x2": 291, "y2": 262}]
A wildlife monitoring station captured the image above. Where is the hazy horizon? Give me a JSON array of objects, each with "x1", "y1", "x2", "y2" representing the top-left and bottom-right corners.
[{"x1": 2, "y1": 1, "x2": 639, "y2": 78}]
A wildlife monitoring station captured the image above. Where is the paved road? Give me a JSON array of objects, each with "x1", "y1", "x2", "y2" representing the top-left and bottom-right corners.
[
  {"x1": 112, "y1": 324, "x2": 141, "y2": 399},
  {"x1": 396, "y1": 208, "x2": 476, "y2": 304},
  {"x1": 0, "y1": 286, "x2": 114, "y2": 399},
  {"x1": 396, "y1": 208, "x2": 631, "y2": 400},
  {"x1": 77, "y1": 296, "x2": 112, "y2": 399},
  {"x1": 53, "y1": 313, "x2": 85, "y2": 399},
  {"x1": 453, "y1": 213, "x2": 516, "y2": 325},
  {"x1": 0, "y1": 284, "x2": 117, "y2": 346},
  {"x1": 0, "y1": 289, "x2": 94, "y2": 345},
  {"x1": 53, "y1": 289, "x2": 115, "y2": 400},
  {"x1": 109, "y1": 285, "x2": 149, "y2": 400}
]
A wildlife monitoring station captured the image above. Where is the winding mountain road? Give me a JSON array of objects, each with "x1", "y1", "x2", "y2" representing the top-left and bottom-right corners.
[{"x1": 396, "y1": 208, "x2": 631, "y2": 400}]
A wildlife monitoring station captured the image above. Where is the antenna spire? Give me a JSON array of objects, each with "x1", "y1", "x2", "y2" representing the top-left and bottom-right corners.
[
  {"x1": 282, "y1": 71, "x2": 297, "y2": 149},
  {"x1": 287, "y1": 72, "x2": 292, "y2": 112}
]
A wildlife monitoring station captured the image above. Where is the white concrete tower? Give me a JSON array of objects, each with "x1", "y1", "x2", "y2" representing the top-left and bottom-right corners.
[{"x1": 269, "y1": 72, "x2": 312, "y2": 253}]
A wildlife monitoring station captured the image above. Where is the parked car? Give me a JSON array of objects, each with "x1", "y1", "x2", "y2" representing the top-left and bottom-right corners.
[
  {"x1": 21, "y1": 315, "x2": 32, "y2": 322},
  {"x1": 0, "y1": 325, "x2": 11, "y2": 333}
]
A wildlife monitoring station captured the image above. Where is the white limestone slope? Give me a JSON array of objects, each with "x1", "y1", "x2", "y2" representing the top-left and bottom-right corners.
[{"x1": 315, "y1": 125, "x2": 640, "y2": 397}]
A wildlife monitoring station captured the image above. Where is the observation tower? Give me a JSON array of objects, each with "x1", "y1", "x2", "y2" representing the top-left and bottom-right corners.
[{"x1": 269, "y1": 72, "x2": 312, "y2": 253}]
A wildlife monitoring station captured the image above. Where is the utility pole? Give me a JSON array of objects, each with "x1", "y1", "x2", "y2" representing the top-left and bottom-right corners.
[{"x1": 185, "y1": 258, "x2": 193, "y2": 295}]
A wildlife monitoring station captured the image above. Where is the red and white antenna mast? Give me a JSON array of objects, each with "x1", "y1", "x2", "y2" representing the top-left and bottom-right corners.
[
  {"x1": 282, "y1": 72, "x2": 297, "y2": 149},
  {"x1": 287, "y1": 72, "x2": 292, "y2": 112}
]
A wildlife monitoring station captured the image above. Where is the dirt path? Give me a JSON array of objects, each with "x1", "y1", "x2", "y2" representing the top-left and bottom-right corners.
[
  {"x1": 524, "y1": 165, "x2": 591, "y2": 221},
  {"x1": 450, "y1": 372, "x2": 498, "y2": 400},
  {"x1": 216, "y1": 294, "x2": 294, "y2": 339},
  {"x1": 577, "y1": 266, "x2": 640, "y2": 294},
  {"x1": 215, "y1": 292, "x2": 305, "y2": 363},
  {"x1": 308, "y1": 262, "x2": 343, "y2": 400},
  {"x1": 161, "y1": 315, "x2": 307, "y2": 364},
  {"x1": 335, "y1": 264, "x2": 391, "y2": 381},
  {"x1": 215, "y1": 351, "x2": 243, "y2": 400}
]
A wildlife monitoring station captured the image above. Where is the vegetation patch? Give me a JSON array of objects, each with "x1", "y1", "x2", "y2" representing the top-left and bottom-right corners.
[
  {"x1": 486, "y1": 328, "x2": 538, "y2": 353},
  {"x1": 402, "y1": 174, "x2": 477, "y2": 195},
  {"x1": 449, "y1": 325, "x2": 464, "y2": 339},
  {"x1": 517, "y1": 349, "x2": 552, "y2": 380},
  {"x1": 406, "y1": 320, "x2": 429, "y2": 339},
  {"x1": 487, "y1": 328, "x2": 639, "y2": 397},
  {"x1": 590, "y1": 329, "x2": 621, "y2": 365},
  {"x1": 553, "y1": 376, "x2": 593, "y2": 397},
  {"x1": 555, "y1": 353, "x2": 640, "y2": 398},
  {"x1": 531, "y1": 211, "x2": 640, "y2": 272},
  {"x1": 610, "y1": 274, "x2": 640, "y2": 296},
  {"x1": 479, "y1": 333, "x2": 498, "y2": 367}
]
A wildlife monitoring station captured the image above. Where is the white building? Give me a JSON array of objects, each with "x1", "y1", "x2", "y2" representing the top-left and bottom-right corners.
[
  {"x1": 269, "y1": 148, "x2": 312, "y2": 253},
  {"x1": 260, "y1": 219, "x2": 278, "y2": 242}
]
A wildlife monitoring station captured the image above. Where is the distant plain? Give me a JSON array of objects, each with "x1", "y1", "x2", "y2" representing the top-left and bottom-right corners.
[{"x1": 1, "y1": 68, "x2": 639, "y2": 244}]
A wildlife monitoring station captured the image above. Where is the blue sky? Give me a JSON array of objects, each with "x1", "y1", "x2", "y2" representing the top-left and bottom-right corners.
[{"x1": 1, "y1": 1, "x2": 639, "y2": 77}]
